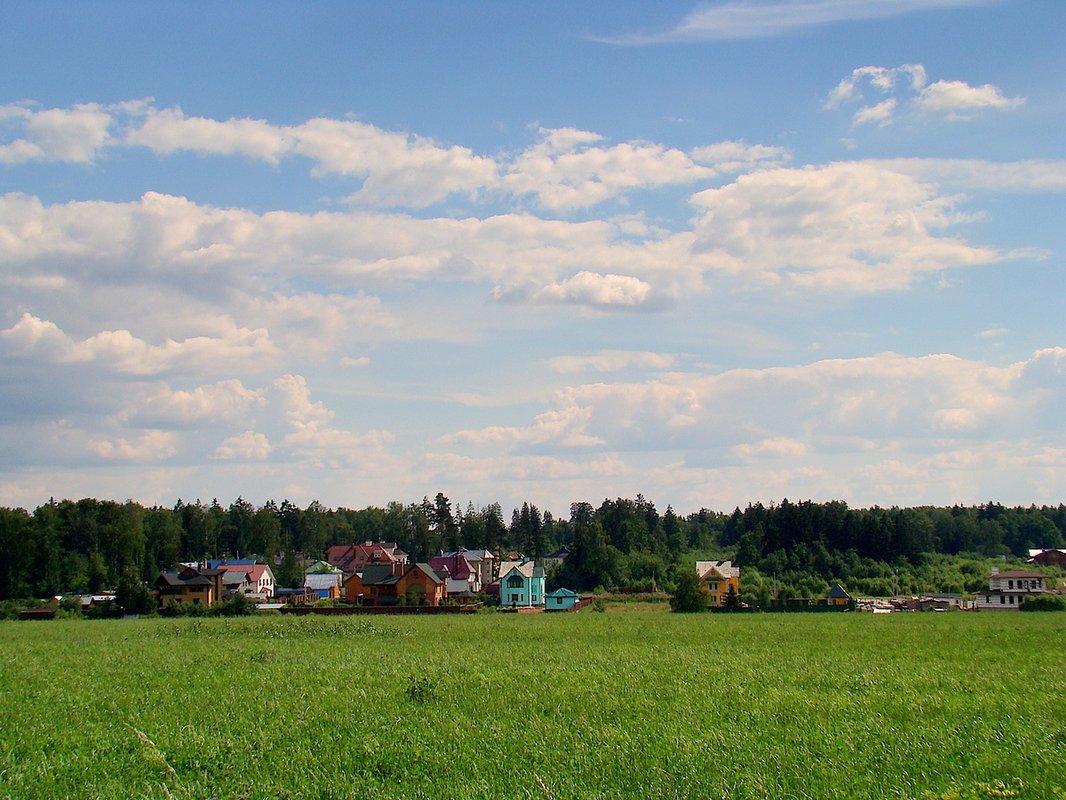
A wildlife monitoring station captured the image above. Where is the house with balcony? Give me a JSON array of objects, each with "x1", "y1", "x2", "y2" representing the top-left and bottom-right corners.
[
  {"x1": 975, "y1": 569, "x2": 1048, "y2": 610},
  {"x1": 695, "y1": 560, "x2": 740, "y2": 607}
]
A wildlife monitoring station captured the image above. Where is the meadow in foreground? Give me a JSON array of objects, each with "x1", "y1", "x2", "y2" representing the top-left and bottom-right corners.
[{"x1": 0, "y1": 607, "x2": 1063, "y2": 800}]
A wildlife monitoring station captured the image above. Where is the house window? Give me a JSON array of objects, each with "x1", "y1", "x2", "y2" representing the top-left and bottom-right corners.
[
  {"x1": 507, "y1": 575, "x2": 523, "y2": 588},
  {"x1": 1000, "y1": 596, "x2": 1005, "y2": 604}
]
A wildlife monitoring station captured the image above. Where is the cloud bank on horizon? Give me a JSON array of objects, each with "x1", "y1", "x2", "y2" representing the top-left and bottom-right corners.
[{"x1": 0, "y1": 1, "x2": 1062, "y2": 514}]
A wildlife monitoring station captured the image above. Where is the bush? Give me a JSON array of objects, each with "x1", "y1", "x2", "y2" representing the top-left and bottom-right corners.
[
  {"x1": 217, "y1": 594, "x2": 257, "y2": 616},
  {"x1": 158, "y1": 601, "x2": 208, "y2": 617},
  {"x1": 1019, "y1": 594, "x2": 1066, "y2": 612},
  {"x1": 669, "y1": 568, "x2": 708, "y2": 613}
]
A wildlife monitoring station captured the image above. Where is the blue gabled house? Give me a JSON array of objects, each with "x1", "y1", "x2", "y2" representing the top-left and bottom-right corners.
[
  {"x1": 498, "y1": 561, "x2": 545, "y2": 608},
  {"x1": 545, "y1": 587, "x2": 580, "y2": 611}
]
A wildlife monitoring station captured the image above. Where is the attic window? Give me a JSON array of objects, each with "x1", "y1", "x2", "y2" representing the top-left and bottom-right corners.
[{"x1": 506, "y1": 575, "x2": 523, "y2": 588}]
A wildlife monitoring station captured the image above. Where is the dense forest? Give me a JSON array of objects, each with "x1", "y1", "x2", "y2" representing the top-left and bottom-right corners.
[{"x1": 1, "y1": 494, "x2": 1063, "y2": 603}]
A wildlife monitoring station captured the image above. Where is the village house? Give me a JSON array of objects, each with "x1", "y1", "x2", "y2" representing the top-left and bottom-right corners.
[
  {"x1": 544, "y1": 587, "x2": 580, "y2": 611},
  {"x1": 440, "y1": 548, "x2": 495, "y2": 589},
  {"x1": 304, "y1": 572, "x2": 342, "y2": 600},
  {"x1": 695, "y1": 560, "x2": 740, "y2": 607},
  {"x1": 498, "y1": 561, "x2": 545, "y2": 608},
  {"x1": 975, "y1": 568, "x2": 1049, "y2": 610},
  {"x1": 396, "y1": 563, "x2": 448, "y2": 606},
  {"x1": 1028, "y1": 548, "x2": 1066, "y2": 568},
  {"x1": 827, "y1": 583, "x2": 853, "y2": 607},
  {"x1": 429, "y1": 552, "x2": 480, "y2": 597},
  {"x1": 155, "y1": 566, "x2": 225, "y2": 609},
  {"x1": 214, "y1": 562, "x2": 276, "y2": 599},
  {"x1": 344, "y1": 564, "x2": 400, "y2": 605},
  {"x1": 326, "y1": 541, "x2": 409, "y2": 575}
]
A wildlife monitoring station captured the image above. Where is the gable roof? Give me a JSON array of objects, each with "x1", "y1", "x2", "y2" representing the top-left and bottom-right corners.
[
  {"x1": 207, "y1": 558, "x2": 255, "y2": 569},
  {"x1": 429, "y1": 554, "x2": 474, "y2": 580},
  {"x1": 327, "y1": 541, "x2": 409, "y2": 572},
  {"x1": 350, "y1": 564, "x2": 399, "y2": 586},
  {"x1": 404, "y1": 563, "x2": 445, "y2": 585},
  {"x1": 500, "y1": 561, "x2": 544, "y2": 580},
  {"x1": 828, "y1": 583, "x2": 851, "y2": 599},
  {"x1": 304, "y1": 573, "x2": 342, "y2": 590},
  {"x1": 157, "y1": 568, "x2": 213, "y2": 587},
  {"x1": 696, "y1": 560, "x2": 739, "y2": 580}
]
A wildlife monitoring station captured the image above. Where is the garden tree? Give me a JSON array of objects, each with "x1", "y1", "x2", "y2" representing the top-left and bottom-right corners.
[
  {"x1": 662, "y1": 506, "x2": 685, "y2": 553},
  {"x1": 0, "y1": 507, "x2": 33, "y2": 600},
  {"x1": 31, "y1": 506, "x2": 65, "y2": 596},
  {"x1": 510, "y1": 502, "x2": 545, "y2": 558},
  {"x1": 176, "y1": 500, "x2": 216, "y2": 559},
  {"x1": 86, "y1": 552, "x2": 109, "y2": 593},
  {"x1": 298, "y1": 500, "x2": 330, "y2": 557},
  {"x1": 279, "y1": 499, "x2": 301, "y2": 550},
  {"x1": 100, "y1": 501, "x2": 145, "y2": 580},
  {"x1": 336, "y1": 505, "x2": 388, "y2": 543},
  {"x1": 223, "y1": 497, "x2": 256, "y2": 557},
  {"x1": 627, "y1": 551, "x2": 670, "y2": 591},
  {"x1": 669, "y1": 566, "x2": 707, "y2": 612},
  {"x1": 249, "y1": 505, "x2": 282, "y2": 562},
  {"x1": 735, "y1": 525, "x2": 764, "y2": 567},
  {"x1": 57, "y1": 498, "x2": 100, "y2": 557},
  {"x1": 558, "y1": 519, "x2": 626, "y2": 591},
  {"x1": 401, "y1": 501, "x2": 433, "y2": 561},
  {"x1": 382, "y1": 501, "x2": 412, "y2": 548},
  {"x1": 459, "y1": 502, "x2": 486, "y2": 549},
  {"x1": 114, "y1": 572, "x2": 153, "y2": 615},
  {"x1": 275, "y1": 549, "x2": 304, "y2": 589},
  {"x1": 597, "y1": 497, "x2": 650, "y2": 553},
  {"x1": 430, "y1": 493, "x2": 459, "y2": 553},
  {"x1": 686, "y1": 508, "x2": 724, "y2": 550},
  {"x1": 143, "y1": 506, "x2": 182, "y2": 579},
  {"x1": 723, "y1": 583, "x2": 741, "y2": 610},
  {"x1": 569, "y1": 502, "x2": 594, "y2": 529}
]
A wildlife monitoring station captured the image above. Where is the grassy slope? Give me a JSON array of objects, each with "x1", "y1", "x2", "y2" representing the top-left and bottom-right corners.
[{"x1": 0, "y1": 608, "x2": 1064, "y2": 800}]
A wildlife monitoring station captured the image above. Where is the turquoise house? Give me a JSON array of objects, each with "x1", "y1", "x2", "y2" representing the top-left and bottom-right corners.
[
  {"x1": 499, "y1": 562, "x2": 545, "y2": 608},
  {"x1": 545, "y1": 587, "x2": 580, "y2": 611}
]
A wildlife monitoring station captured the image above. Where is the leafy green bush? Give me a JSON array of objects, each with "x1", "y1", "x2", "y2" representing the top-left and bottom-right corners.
[
  {"x1": 669, "y1": 568, "x2": 707, "y2": 612},
  {"x1": 217, "y1": 594, "x2": 257, "y2": 616},
  {"x1": 1019, "y1": 593, "x2": 1066, "y2": 612}
]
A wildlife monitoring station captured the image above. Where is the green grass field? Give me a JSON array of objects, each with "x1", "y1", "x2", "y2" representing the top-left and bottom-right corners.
[{"x1": 1, "y1": 607, "x2": 1064, "y2": 800}]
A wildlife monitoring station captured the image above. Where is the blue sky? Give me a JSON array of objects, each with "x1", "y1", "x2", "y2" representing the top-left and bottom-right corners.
[{"x1": 1, "y1": 0, "x2": 1063, "y2": 516}]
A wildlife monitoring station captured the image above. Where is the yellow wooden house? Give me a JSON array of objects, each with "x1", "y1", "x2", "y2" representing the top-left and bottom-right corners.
[{"x1": 695, "y1": 560, "x2": 740, "y2": 606}]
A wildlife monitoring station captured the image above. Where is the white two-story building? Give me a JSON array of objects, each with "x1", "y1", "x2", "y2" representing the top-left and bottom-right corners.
[{"x1": 974, "y1": 569, "x2": 1048, "y2": 610}]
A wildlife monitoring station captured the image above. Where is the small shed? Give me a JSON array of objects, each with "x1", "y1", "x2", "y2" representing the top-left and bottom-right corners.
[{"x1": 545, "y1": 587, "x2": 580, "y2": 611}]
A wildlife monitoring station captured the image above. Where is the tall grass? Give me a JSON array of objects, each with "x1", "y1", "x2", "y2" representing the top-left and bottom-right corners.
[{"x1": 1, "y1": 610, "x2": 1063, "y2": 799}]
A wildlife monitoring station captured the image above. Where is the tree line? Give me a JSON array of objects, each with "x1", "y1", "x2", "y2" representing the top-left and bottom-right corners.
[{"x1": 0, "y1": 494, "x2": 1063, "y2": 602}]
